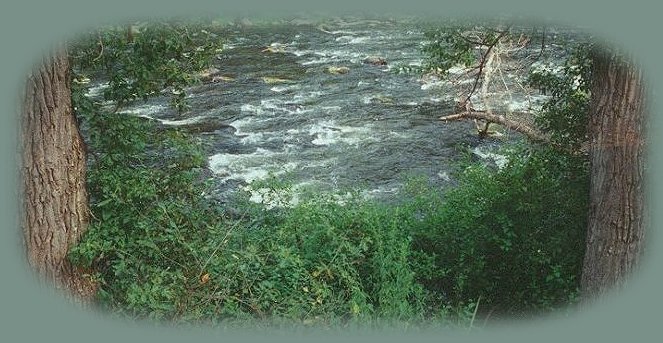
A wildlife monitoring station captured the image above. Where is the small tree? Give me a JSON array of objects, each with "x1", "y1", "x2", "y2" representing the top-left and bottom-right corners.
[{"x1": 418, "y1": 20, "x2": 648, "y2": 307}]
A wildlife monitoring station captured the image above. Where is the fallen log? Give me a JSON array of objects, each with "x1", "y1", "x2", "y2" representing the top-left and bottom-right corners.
[{"x1": 440, "y1": 110, "x2": 549, "y2": 143}]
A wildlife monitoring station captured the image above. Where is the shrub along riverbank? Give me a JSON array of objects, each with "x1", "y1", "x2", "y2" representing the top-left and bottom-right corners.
[
  {"x1": 67, "y1": 20, "x2": 590, "y2": 330},
  {"x1": 69, "y1": 94, "x2": 588, "y2": 328}
]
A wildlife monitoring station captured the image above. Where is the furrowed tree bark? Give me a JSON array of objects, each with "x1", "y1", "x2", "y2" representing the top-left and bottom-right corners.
[
  {"x1": 20, "y1": 49, "x2": 97, "y2": 304},
  {"x1": 580, "y1": 48, "x2": 647, "y2": 299}
]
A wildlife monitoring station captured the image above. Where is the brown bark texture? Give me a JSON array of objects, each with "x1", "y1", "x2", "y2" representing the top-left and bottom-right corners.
[
  {"x1": 21, "y1": 49, "x2": 97, "y2": 303},
  {"x1": 581, "y1": 49, "x2": 647, "y2": 298}
]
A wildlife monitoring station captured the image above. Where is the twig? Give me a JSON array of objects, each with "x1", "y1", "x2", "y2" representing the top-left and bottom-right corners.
[
  {"x1": 536, "y1": 26, "x2": 546, "y2": 60},
  {"x1": 468, "y1": 296, "x2": 481, "y2": 331},
  {"x1": 93, "y1": 32, "x2": 104, "y2": 62},
  {"x1": 462, "y1": 27, "x2": 511, "y2": 105},
  {"x1": 196, "y1": 214, "x2": 247, "y2": 278}
]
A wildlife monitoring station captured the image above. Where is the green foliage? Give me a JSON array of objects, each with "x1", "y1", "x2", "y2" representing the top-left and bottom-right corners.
[
  {"x1": 419, "y1": 26, "x2": 476, "y2": 75},
  {"x1": 205, "y1": 191, "x2": 430, "y2": 327},
  {"x1": 70, "y1": 21, "x2": 223, "y2": 113},
  {"x1": 70, "y1": 75, "x2": 445, "y2": 325},
  {"x1": 408, "y1": 25, "x2": 592, "y2": 316},
  {"x1": 68, "y1": 92, "x2": 215, "y2": 319},
  {"x1": 67, "y1": 19, "x2": 593, "y2": 329},
  {"x1": 410, "y1": 145, "x2": 589, "y2": 316},
  {"x1": 397, "y1": 21, "x2": 507, "y2": 76},
  {"x1": 528, "y1": 46, "x2": 592, "y2": 151}
]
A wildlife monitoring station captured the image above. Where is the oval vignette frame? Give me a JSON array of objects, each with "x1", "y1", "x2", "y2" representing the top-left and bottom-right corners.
[{"x1": 1, "y1": 1, "x2": 661, "y2": 342}]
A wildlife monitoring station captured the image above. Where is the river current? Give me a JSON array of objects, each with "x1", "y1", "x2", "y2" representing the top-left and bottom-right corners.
[{"x1": 105, "y1": 18, "x2": 576, "y2": 207}]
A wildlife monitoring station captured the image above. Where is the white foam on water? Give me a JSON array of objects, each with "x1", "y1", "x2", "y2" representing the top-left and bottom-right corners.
[
  {"x1": 447, "y1": 65, "x2": 468, "y2": 75},
  {"x1": 242, "y1": 99, "x2": 312, "y2": 117},
  {"x1": 319, "y1": 105, "x2": 342, "y2": 112},
  {"x1": 530, "y1": 61, "x2": 564, "y2": 75},
  {"x1": 244, "y1": 186, "x2": 300, "y2": 209},
  {"x1": 303, "y1": 57, "x2": 340, "y2": 65},
  {"x1": 237, "y1": 161, "x2": 301, "y2": 209},
  {"x1": 420, "y1": 79, "x2": 447, "y2": 91},
  {"x1": 159, "y1": 116, "x2": 207, "y2": 126},
  {"x1": 361, "y1": 187, "x2": 399, "y2": 200},
  {"x1": 472, "y1": 146, "x2": 509, "y2": 169},
  {"x1": 335, "y1": 35, "x2": 356, "y2": 42},
  {"x1": 437, "y1": 171, "x2": 451, "y2": 182},
  {"x1": 347, "y1": 36, "x2": 370, "y2": 44},
  {"x1": 228, "y1": 117, "x2": 256, "y2": 137},
  {"x1": 291, "y1": 49, "x2": 311, "y2": 57},
  {"x1": 309, "y1": 120, "x2": 375, "y2": 146},
  {"x1": 208, "y1": 148, "x2": 287, "y2": 184},
  {"x1": 267, "y1": 42, "x2": 287, "y2": 48},
  {"x1": 261, "y1": 98, "x2": 284, "y2": 111},
  {"x1": 388, "y1": 130, "x2": 409, "y2": 139},
  {"x1": 328, "y1": 30, "x2": 358, "y2": 35},
  {"x1": 239, "y1": 132, "x2": 265, "y2": 145},
  {"x1": 85, "y1": 82, "x2": 109, "y2": 98},
  {"x1": 118, "y1": 103, "x2": 168, "y2": 117},
  {"x1": 285, "y1": 128, "x2": 302, "y2": 136},
  {"x1": 300, "y1": 49, "x2": 362, "y2": 65},
  {"x1": 506, "y1": 94, "x2": 549, "y2": 112},
  {"x1": 240, "y1": 103, "x2": 264, "y2": 115},
  {"x1": 270, "y1": 84, "x2": 301, "y2": 93},
  {"x1": 293, "y1": 91, "x2": 324, "y2": 102}
]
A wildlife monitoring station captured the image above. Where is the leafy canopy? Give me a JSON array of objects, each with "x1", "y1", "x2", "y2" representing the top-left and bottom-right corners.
[{"x1": 70, "y1": 21, "x2": 223, "y2": 113}]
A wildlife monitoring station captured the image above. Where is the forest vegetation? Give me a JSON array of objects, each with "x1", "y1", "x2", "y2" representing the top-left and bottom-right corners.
[{"x1": 20, "y1": 17, "x2": 647, "y2": 332}]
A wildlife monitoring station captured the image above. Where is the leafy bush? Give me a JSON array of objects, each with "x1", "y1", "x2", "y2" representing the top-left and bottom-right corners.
[
  {"x1": 70, "y1": 21, "x2": 223, "y2": 112},
  {"x1": 528, "y1": 46, "x2": 592, "y2": 151},
  {"x1": 68, "y1": 103, "x2": 217, "y2": 320},
  {"x1": 410, "y1": 145, "x2": 589, "y2": 317},
  {"x1": 67, "y1": 20, "x2": 592, "y2": 329}
]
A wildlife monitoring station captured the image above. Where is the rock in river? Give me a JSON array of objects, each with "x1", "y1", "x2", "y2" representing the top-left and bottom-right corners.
[
  {"x1": 327, "y1": 66, "x2": 350, "y2": 75},
  {"x1": 363, "y1": 56, "x2": 387, "y2": 66}
]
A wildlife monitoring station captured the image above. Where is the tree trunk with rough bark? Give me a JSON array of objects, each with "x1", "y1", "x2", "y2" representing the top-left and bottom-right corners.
[
  {"x1": 20, "y1": 49, "x2": 97, "y2": 303},
  {"x1": 581, "y1": 48, "x2": 647, "y2": 299}
]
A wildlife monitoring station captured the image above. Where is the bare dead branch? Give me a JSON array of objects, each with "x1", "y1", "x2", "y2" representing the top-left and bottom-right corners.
[
  {"x1": 93, "y1": 32, "x2": 104, "y2": 62},
  {"x1": 440, "y1": 109, "x2": 549, "y2": 143},
  {"x1": 463, "y1": 28, "x2": 511, "y2": 105}
]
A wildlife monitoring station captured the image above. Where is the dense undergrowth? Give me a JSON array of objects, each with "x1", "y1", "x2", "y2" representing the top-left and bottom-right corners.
[
  {"x1": 67, "y1": 20, "x2": 591, "y2": 331},
  {"x1": 68, "y1": 107, "x2": 588, "y2": 328}
]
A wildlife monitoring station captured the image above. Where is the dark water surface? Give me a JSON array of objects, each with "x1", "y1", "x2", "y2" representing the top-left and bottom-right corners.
[{"x1": 107, "y1": 18, "x2": 576, "y2": 206}]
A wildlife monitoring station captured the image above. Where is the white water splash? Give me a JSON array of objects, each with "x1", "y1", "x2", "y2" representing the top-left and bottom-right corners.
[
  {"x1": 208, "y1": 148, "x2": 295, "y2": 184},
  {"x1": 84, "y1": 82, "x2": 109, "y2": 98},
  {"x1": 159, "y1": 116, "x2": 208, "y2": 126},
  {"x1": 308, "y1": 120, "x2": 375, "y2": 146},
  {"x1": 118, "y1": 103, "x2": 168, "y2": 117},
  {"x1": 270, "y1": 84, "x2": 301, "y2": 93},
  {"x1": 472, "y1": 146, "x2": 509, "y2": 169}
]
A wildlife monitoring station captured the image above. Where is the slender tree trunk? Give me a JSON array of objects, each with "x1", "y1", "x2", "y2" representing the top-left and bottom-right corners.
[
  {"x1": 20, "y1": 49, "x2": 97, "y2": 303},
  {"x1": 581, "y1": 48, "x2": 647, "y2": 299}
]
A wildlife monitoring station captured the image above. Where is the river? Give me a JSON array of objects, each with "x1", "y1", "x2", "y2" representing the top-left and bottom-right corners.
[{"x1": 107, "y1": 17, "x2": 578, "y2": 207}]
